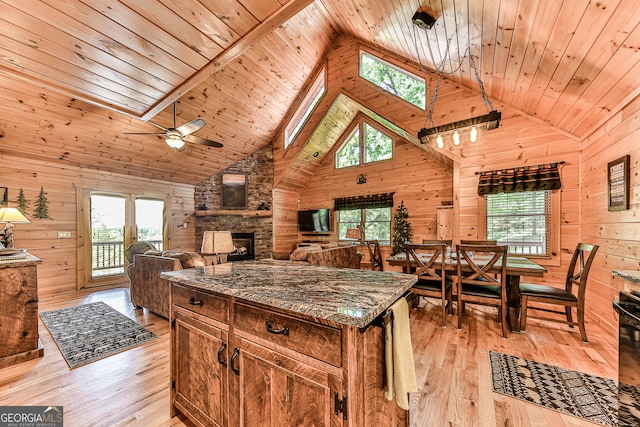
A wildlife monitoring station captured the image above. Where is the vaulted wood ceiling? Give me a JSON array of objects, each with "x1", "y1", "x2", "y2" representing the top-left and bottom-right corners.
[{"x1": 1, "y1": 0, "x2": 638, "y2": 184}]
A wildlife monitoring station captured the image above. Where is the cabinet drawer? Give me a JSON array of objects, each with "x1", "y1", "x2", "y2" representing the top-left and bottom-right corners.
[
  {"x1": 172, "y1": 284, "x2": 228, "y2": 324},
  {"x1": 234, "y1": 302, "x2": 342, "y2": 367}
]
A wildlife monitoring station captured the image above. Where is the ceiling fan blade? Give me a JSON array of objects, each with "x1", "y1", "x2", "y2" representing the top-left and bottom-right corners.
[
  {"x1": 176, "y1": 119, "x2": 205, "y2": 136},
  {"x1": 148, "y1": 120, "x2": 169, "y2": 132},
  {"x1": 184, "y1": 134, "x2": 224, "y2": 148},
  {"x1": 123, "y1": 132, "x2": 166, "y2": 136}
]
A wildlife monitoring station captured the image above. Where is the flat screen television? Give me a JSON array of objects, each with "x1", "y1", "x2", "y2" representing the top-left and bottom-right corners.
[{"x1": 298, "y1": 209, "x2": 331, "y2": 232}]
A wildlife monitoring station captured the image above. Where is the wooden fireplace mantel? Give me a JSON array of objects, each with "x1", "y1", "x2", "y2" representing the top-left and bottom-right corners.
[{"x1": 195, "y1": 209, "x2": 272, "y2": 218}]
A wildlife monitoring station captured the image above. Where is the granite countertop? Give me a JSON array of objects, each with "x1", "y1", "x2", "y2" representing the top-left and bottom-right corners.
[
  {"x1": 162, "y1": 259, "x2": 417, "y2": 329},
  {"x1": 0, "y1": 251, "x2": 42, "y2": 268}
]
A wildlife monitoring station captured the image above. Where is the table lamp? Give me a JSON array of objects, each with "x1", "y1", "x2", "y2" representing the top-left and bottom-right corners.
[
  {"x1": 346, "y1": 227, "x2": 363, "y2": 244},
  {"x1": 201, "y1": 231, "x2": 235, "y2": 264},
  {"x1": 0, "y1": 207, "x2": 30, "y2": 248}
]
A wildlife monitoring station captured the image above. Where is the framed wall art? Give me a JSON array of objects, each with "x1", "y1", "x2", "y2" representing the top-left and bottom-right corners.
[
  {"x1": 221, "y1": 173, "x2": 247, "y2": 209},
  {"x1": 0, "y1": 187, "x2": 6, "y2": 206},
  {"x1": 607, "y1": 155, "x2": 630, "y2": 211}
]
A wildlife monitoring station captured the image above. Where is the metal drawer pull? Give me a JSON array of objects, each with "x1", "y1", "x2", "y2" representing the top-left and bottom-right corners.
[
  {"x1": 265, "y1": 322, "x2": 289, "y2": 335},
  {"x1": 189, "y1": 297, "x2": 203, "y2": 306},
  {"x1": 218, "y1": 342, "x2": 227, "y2": 367},
  {"x1": 231, "y1": 348, "x2": 240, "y2": 375}
]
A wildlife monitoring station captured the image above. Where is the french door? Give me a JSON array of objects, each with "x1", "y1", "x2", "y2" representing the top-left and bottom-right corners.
[{"x1": 83, "y1": 191, "x2": 166, "y2": 288}]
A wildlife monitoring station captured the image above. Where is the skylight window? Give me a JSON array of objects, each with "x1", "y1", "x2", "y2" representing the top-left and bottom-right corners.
[
  {"x1": 359, "y1": 51, "x2": 426, "y2": 109},
  {"x1": 284, "y1": 67, "x2": 326, "y2": 149}
]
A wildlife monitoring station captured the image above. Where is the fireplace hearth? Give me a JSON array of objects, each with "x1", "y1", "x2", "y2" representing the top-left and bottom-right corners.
[{"x1": 229, "y1": 232, "x2": 255, "y2": 261}]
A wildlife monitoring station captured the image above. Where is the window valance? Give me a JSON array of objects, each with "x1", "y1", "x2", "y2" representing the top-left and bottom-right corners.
[
  {"x1": 477, "y1": 162, "x2": 563, "y2": 195},
  {"x1": 334, "y1": 192, "x2": 395, "y2": 211}
]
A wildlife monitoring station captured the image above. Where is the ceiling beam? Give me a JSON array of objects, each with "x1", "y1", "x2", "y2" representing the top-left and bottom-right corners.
[{"x1": 141, "y1": 0, "x2": 316, "y2": 122}]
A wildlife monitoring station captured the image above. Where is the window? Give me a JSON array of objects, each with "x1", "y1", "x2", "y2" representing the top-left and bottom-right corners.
[
  {"x1": 364, "y1": 123, "x2": 392, "y2": 163},
  {"x1": 485, "y1": 190, "x2": 551, "y2": 255},
  {"x1": 359, "y1": 51, "x2": 426, "y2": 109},
  {"x1": 336, "y1": 128, "x2": 360, "y2": 168},
  {"x1": 284, "y1": 67, "x2": 326, "y2": 149},
  {"x1": 338, "y1": 208, "x2": 391, "y2": 245},
  {"x1": 336, "y1": 122, "x2": 393, "y2": 169}
]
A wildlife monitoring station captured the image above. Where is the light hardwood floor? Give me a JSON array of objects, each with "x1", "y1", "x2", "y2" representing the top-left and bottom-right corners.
[{"x1": 0, "y1": 288, "x2": 618, "y2": 427}]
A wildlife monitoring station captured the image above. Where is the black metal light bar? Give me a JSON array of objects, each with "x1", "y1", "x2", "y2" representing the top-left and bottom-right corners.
[{"x1": 418, "y1": 110, "x2": 501, "y2": 144}]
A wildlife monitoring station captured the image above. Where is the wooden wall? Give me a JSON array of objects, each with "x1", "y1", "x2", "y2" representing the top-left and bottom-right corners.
[
  {"x1": 0, "y1": 154, "x2": 195, "y2": 297},
  {"x1": 581, "y1": 94, "x2": 640, "y2": 331},
  {"x1": 272, "y1": 34, "x2": 628, "y2": 335}
]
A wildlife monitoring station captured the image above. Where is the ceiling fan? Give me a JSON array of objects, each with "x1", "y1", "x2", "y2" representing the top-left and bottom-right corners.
[{"x1": 125, "y1": 102, "x2": 223, "y2": 150}]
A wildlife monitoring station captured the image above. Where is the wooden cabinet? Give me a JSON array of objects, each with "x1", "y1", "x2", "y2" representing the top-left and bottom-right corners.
[
  {"x1": 230, "y1": 336, "x2": 343, "y2": 426},
  {"x1": 173, "y1": 311, "x2": 229, "y2": 427},
  {"x1": 0, "y1": 253, "x2": 44, "y2": 369},
  {"x1": 436, "y1": 206, "x2": 453, "y2": 240},
  {"x1": 171, "y1": 283, "x2": 405, "y2": 427}
]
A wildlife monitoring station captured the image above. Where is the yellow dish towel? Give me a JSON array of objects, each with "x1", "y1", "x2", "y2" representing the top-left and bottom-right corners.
[{"x1": 384, "y1": 297, "x2": 417, "y2": 410}]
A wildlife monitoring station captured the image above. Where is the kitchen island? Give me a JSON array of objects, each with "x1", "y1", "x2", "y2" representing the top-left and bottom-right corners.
[{"x1": 163, "y1": 260, "x2": 417, "y2": 427}]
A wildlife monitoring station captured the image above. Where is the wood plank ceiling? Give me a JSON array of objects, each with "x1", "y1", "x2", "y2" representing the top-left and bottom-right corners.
[{"x1": 0, "y1": 0, "x2": 638, "y2": 184}]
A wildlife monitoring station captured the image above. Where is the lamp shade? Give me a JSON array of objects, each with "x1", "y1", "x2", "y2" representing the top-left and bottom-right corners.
[
  {"x1": 346, "y1": 228, "x2": 360, "y2": 240},
  {"x1": 201, "y1": 231, "x2": 235, "y2": 254},
  {"x1": 0, "y1": 207, "x2": 30, "y2": 224}
]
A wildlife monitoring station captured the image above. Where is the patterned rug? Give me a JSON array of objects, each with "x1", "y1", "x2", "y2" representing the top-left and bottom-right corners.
[
  {"x1": 40, "y1": 302, "x2": 158, "y2": 369},
  {"x1": 489, "y1": 351, "x2": 618, "y2": 426}
]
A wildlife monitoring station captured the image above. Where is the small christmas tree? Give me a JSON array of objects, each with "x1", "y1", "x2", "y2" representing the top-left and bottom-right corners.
[
  {"x1": 16, "y1": 188, "x2": 29, "y2": 215},
  {"x1": 33, "y1": 186, "x2": 52, "y2": 219},
  {"x1": 392, "y1": 201, "x2": 413, "y2": 255}
]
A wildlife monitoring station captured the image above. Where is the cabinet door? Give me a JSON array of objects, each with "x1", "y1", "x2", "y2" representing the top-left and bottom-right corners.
[
  {"x1": 436, "y1": 207, "x2": 453, "y2": 240},
  {"x1": 230, "y1": 338, "x2": 344, "y2": 427},
  {"x1": 173, "y1": 311, "x2": 229, "y2": 427}
]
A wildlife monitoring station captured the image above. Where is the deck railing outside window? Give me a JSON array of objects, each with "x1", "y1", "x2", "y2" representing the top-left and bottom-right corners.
[
  {"x1": 498, "y1": 240, "x2": 545, "y2": 255},
  {"x1": 92, "y1": 240, "x2": 162, "y2": 277}
]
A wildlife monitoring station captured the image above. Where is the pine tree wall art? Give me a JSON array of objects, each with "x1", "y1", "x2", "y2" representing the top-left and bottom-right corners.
[
  {"x1": 16, "y1": 188, "x2": 29, "y2": 215},
  {"x1": 33, "y1": 186, "x2": 52, "y2": 219}
]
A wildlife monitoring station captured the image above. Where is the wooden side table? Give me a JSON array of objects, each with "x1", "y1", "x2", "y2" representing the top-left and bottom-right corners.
[{"x1": 0, "y1": 252, "x2": 44, "y2": 368}]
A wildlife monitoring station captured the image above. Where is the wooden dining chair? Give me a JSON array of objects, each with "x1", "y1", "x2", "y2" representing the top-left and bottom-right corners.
[
  {"x1": 460, "y1": 239, "x2": 497, "y2": 245},
  {"x1": 365, "y1": 240, "x2": 383, "y2": 271},
  {"x1": 519, "y1": 243, "x2": 599, "y2": 342},
  {"x1": 404, "y1": 243, "x2": 452, "y2": 327},
  {"x1": 456, "y1": 244, "x2": 509, "y2": 338}
]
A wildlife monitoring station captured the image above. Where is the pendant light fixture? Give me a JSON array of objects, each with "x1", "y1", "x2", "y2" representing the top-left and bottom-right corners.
[{"x1": 412, "y1": 8, "x2": 501, "y2": 148}]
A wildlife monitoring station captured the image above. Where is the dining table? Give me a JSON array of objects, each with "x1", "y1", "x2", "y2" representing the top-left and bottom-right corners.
[{"x1": 387, "y1": 252, "x2": 547, "y2": 332}]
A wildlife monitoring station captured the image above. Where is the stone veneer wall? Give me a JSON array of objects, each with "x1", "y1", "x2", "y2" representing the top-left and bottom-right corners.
[{"x1": 194, "y1": 144, "x2": 274, "y2": 259}]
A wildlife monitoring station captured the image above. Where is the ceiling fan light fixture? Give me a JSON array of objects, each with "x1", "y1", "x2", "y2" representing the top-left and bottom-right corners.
[{"x1": 165, "y1": 132, "x2": 185, "y2": 149}]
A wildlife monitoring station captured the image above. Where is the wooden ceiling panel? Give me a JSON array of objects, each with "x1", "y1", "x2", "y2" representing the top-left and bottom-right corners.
[{"x1": 0, "y1": 0, "x2": 638, "y2": 184}]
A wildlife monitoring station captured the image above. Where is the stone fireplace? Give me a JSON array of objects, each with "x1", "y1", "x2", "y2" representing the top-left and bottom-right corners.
[
  {"x1": 194, "y1": 145, "x2": 273, "y2": 260},
  {"x1": 229, "y1": 232, "x2": 255, "y2": 261}
]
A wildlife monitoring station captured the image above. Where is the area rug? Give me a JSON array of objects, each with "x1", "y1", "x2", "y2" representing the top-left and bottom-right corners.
[
  {"x1": 489, "y1": 351, "x2": 618, "y2": 426},
  {"x1": 40, "y1": 302, "x2": 158, "y2": 369}
]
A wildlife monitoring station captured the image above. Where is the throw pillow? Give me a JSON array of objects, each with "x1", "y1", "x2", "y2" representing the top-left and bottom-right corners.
[{"x1": 290, "y1": 247, "x2": 310, "y2": 261}]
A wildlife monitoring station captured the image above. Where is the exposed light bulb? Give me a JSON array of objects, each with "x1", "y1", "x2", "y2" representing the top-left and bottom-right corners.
[
  {"x1": 453, "y1": 130, "x2": 461, "y2": 146},
  {"x1": 436, "y1": 134, "x2": 444, "y2": 149},
  {"x1": 470, "y1": 126, "x2": 478, "y2": 143}
]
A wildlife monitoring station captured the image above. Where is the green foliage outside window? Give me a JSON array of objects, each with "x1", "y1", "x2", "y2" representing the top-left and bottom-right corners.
[
  {"x1": 359, "y1": 51, "x2": 426, "y2": 109},
  {"x1": 364, "y1": 208, "x2": 391, "y2": 244},
  {"x1": 486, "y1": 190, "x2": 550, "y2": 255},
  {"x1": 338, "y1": 209, "x2": 361, "y2": 239},
  {"x1": 336, "y1": 129, "x2": 360, "y2": 168},
  {"x1": 338, "y1": 208, "x2": 391, "y2": 244},
  {"x1": 336, "y1": 123, "x2": 393, "y2": 169},
  {"x1": 364, "y1": 123, "x2": 392, "y2": 163}
]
